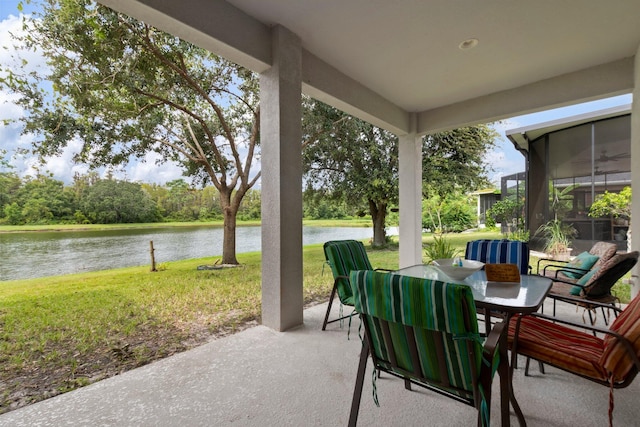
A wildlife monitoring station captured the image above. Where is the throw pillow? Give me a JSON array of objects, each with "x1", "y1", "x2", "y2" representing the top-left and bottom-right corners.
[
  {"x1": 570, "y1": 267, "x2": 600, "y2": 295},
  {"x1": 564, "y1": 251, "x2": 599, "y2": 279}
]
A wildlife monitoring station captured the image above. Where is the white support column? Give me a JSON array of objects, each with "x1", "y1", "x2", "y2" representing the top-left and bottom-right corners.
[
  {"x1": 398, "y1": 114, "x2": 423, "y2": 268},
  {"x1": 259, "y1": 26, "x2": 303, "y2": 331},
  {"x1": 630, "y1": 47, "x2": 640, "y2": 298}
]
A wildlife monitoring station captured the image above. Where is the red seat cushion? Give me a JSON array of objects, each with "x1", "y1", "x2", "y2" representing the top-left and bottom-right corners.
[
  {"x1": 508, "y1": 315, "x2": 607, "y2": 381},
  {"x1": 601, "y1": 295, "x2": 640, "y2": 381}
]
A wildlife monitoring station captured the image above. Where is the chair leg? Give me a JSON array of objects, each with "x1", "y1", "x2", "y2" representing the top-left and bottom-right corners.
[
  {"x1": 322, "y1": 284, "x2": 338, "y2": 330},
  {"x1": 485, "y1": 311, "x2": 491, "y2": 337},
  {"x1": 508, "y1": 317, "x2": 527, "y2": 426},
  {"x1": 525, "y1": 357, "x2": 545, "y2": 376},
  {"x1": 497, "y1": 355, "x2": 508, "y2": 427},
  {"x1": 479, "y1": 378, "x2": 492, "y2": 427},
  {"x1": 508, "y1": 365, "x2": 526, "y2": 427},
  {"x1": 348, "y1": 340, "x2": 370, "y2": 427}
]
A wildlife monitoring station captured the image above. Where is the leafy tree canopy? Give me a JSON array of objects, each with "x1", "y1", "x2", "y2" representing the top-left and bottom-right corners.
[
  {"x1": 302, "y1": 98, "x2": 397, "y2": 246},
  {"x1": 589, "y1": 186, "x2": 632, "y2": 219},
  {"x1": 79, "y1": 178, "x2": 161, "y2": 223},
  {"x1": 302, "y1": 99, "x2": 497, "y2": 243},
  {"x1": 1, "y1": 0, "x2": 260, "y2": 263},
  {"x1": 422, "y1": 126, "x2": 497, "y2": 198}
]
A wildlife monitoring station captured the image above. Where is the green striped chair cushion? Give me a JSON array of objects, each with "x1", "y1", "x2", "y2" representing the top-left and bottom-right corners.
[
  {"x1": 324, "y1": 240, "x2": 373, "y2": 305},
  {"x1": 349, "y1": 269, "x2": 482, "y2": 395}
]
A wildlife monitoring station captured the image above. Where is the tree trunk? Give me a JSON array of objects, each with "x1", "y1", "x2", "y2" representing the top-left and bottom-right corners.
[
  {"x1": 218, "y1": 188, "x2": 240, "y2": 265},
  {"x1": 222, "y1": 206, "x2": 239, "y2": 264},
  {"x1": 369, "y1": 200, "x2": 387, "y2": 247}
]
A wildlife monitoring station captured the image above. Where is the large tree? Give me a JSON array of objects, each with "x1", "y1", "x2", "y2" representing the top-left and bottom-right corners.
[
  {"x1": 79, "y1": 178, "x2": 160, "y2": 223},
  {"x1": 421, "y1": 126, "x2": 497, "y2": 230},
  {"x1": 302, "y1": 99, "x2": 398, "y2": 246},
  {"x1": 13, "y1": 171, "x2": 76, "y2": 224},
  {"x1": 303, "y1": 100, "x2": 497, "y2": 243},
  {"x1": 1, "y1": 0, "x2": 260, "y2": 263},
  {"x1": 422, "y1": 126, "x2": 497, "y2": 198}
]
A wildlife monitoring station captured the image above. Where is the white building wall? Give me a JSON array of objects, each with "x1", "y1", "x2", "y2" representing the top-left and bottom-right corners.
[{"x1": 630, "y1": 45, "x2": 640, "y2": 298}]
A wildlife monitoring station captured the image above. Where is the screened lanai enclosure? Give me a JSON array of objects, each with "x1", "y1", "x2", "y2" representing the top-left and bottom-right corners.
[
  {"x1": 499, "y1": 172, "x2": 526, "y2": 235},
  {"x1": 507, "y1": 105, "x2": 631, "y2": 253}
]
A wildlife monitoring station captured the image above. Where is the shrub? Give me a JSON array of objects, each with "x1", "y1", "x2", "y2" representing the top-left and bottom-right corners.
[{"x1": 423, "y1": 234, "x2": 460, "y2": 263}]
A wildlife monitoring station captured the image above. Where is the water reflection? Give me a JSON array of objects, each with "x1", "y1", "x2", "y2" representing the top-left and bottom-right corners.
[{"x1": 0, "y1": 226, "x2": 375, "y2": 281}]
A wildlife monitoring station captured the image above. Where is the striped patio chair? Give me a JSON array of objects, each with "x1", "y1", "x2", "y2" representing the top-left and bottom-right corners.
[
  {"x1": 322, "y1": 240, "x2": 390, "y2": 331},
  {"x1": 465, "y1": 239, "x2": 531, "y2": 275},
  {"x1": 508, "y1": 293, "x2": 640, "y2": 426},
  {"x1": 465, "y1": 239, "x2": 531, "y2": 335},
  {"x1": 348, "y1": 270, "x2": 515, "y2": 426}
]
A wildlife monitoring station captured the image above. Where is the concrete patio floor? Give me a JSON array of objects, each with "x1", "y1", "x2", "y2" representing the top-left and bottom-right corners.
[{"x1": 1, "y1": 299, "x2": 638, "y2": 426}]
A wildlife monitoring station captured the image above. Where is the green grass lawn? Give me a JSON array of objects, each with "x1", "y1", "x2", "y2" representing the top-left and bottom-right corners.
[
  {"x1": 1, "y1": 234, "x2": 383, "y2": 412},
  {"x1": 0, "y1": 228, "x2": 632, "y2": 413}
]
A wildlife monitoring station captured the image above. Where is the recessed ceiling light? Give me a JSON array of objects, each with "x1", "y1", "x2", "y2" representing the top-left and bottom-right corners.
[{"x1": 459, "y1": 38, "x2": 479, "y2": 50}]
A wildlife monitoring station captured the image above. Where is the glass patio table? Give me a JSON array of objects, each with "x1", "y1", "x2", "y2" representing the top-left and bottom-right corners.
[{"x1": 394, "y1": 264, "x2": 552, "y2": 316}]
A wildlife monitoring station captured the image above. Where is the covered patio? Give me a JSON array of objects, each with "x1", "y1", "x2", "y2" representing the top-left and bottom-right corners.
[
  {"x1": 1, "y1": 300, "x2": 638, "y2": 426},
  {"x1": 96, "y1": 1, "x2": 640, "y2": 331},
  {"x1": 7, "y1": 1, "x2": 639, "y2": 424}
]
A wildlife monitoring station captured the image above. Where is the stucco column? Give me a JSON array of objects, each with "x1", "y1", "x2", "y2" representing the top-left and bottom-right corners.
[
  {"x1": 259, "y1": 26, "x2": 303, "y2": 331},
  {"x1": 398, "y1": 114, "x2": 423, "y2": 267},
  {"x1": 630, "y1": 46, "x2": 640, "y2": 298}
]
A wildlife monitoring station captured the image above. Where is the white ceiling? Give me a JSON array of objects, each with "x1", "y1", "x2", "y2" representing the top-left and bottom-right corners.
[
  {"x1": 227, "y1": 0, "x2": 640, "y2": 111},
  {"x1": 100, "y1": 0, "x2": 640, "y2": 134}
]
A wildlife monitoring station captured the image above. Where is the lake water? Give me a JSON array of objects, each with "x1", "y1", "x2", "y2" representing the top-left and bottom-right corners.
[{"x1": 0, "y1": 226, "x2": 376, "y2": 281}]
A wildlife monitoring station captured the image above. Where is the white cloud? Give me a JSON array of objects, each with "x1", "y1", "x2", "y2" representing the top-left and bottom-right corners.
[
  {"x1": 125, "y1": 152, "x2": 185, "y2": 184},
  {"x1": 0, "y1": 12, "x2": 189, "y2": 186},
  {"x1": 0, "y1": 13, "x2": 47, "y2": 77},
  {"x1": 1, "y1": 12, "x2": 49, "y2": 178},
  {"x1": 484, "y1": 124, "x2": 526, "y2": 187}
]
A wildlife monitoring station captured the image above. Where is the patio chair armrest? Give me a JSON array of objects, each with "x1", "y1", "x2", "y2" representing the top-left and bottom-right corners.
[
  {"x1": 538, "y1": 257, "x2": 565, "y2": 263},
  {"x1": 546, "y1": 275, "x2": 580, "y2": 285},
  {"x1": 482, "y1": 320, "x2": 506, "y2": 356},
  {"x1": 374, "y1": 268, "x2": 394, "y2": 272},
  {"x1": 480, "y1": 321, "x2": 507, "y2": 387},
  {"x1": 537, "y1": 257, "x2": 566, "y2": 273},
  {"x1": 546, "y1": 292, "x2": 621, "y2": 309},
  {"x1": 332, "y1": 274, "x2": 350, "y2": 285},
  {"x1": 524, "y1": 311, "x2": 615, "y2": 335},
  {"x1": 542, "y1": 264, "x2": 588, "y2": 278}
]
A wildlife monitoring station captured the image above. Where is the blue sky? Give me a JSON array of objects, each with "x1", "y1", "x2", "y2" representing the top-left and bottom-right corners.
[{"x1": 0, "y1": 1, "x2": 633, "y2": 187}]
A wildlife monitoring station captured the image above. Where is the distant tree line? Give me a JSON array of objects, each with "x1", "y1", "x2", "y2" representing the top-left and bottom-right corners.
[{"x1": 0, "y1": 170, "x2": 367, "y2": 225}]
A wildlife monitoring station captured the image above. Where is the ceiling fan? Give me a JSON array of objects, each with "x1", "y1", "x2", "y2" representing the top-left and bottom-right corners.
[
  {"x1": 571, "y1": 149, "x2": 630, "y2": 165},
  {"x1": 595, "y1": 150, "x2": 630, "y2": 163}
]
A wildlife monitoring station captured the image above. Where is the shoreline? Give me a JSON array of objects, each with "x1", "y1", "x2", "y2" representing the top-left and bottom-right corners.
[{"x1": 0, "y1": 218, "x2": 373, "y2": 234}]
